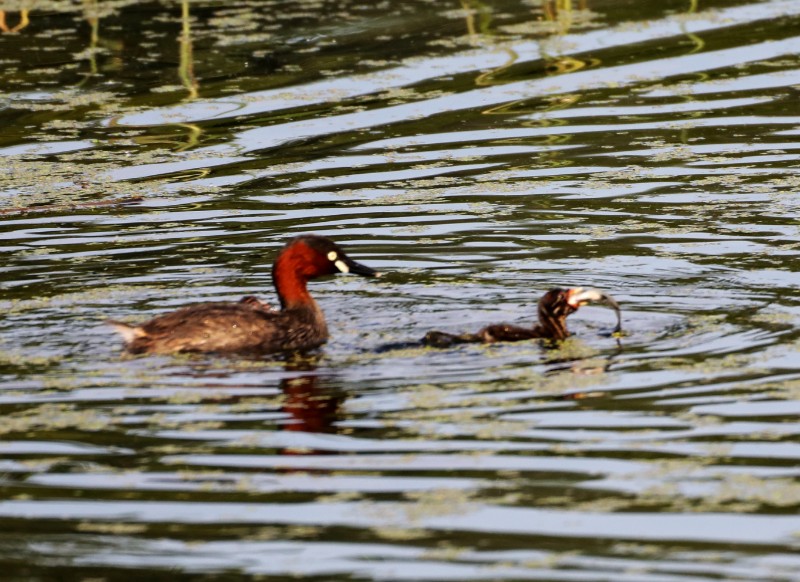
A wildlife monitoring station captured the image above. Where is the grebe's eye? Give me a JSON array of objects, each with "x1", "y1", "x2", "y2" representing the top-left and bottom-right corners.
[
  {"x1": 327, "y1": 251, "x2": 338, "y2": 261},
  {"x1": 334, "y1": 260, "x2": 349, "y2": 273}
]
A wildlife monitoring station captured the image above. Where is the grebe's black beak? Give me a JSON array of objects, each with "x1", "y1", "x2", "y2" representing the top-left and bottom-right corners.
[
  {"x1": 336, "y1": 255, "x2": 379, "y2": 278},
  {"x1": 566, "y1": 288, "x2": 622, "y2": 333}
]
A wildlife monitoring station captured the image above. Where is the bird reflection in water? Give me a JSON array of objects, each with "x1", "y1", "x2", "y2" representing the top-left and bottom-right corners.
[{"x1": 279, "y1": 365, "x2": 344, "y2": 457}]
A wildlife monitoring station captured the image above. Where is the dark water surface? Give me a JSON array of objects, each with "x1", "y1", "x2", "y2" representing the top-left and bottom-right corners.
[{"x1": 2, "y1": 0, "x2": 800, "y2": 579}]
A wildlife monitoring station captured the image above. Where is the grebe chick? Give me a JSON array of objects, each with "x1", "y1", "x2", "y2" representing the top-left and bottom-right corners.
[
  {"x1": 238, "y1": 295, "x2": 275, "y2": 312},
  {"x1": 109, "y1": 235, "x2": 378, "y2": 355},
  {"x1": 423, "y1": 287, "x2": 621, "y2": 348}
]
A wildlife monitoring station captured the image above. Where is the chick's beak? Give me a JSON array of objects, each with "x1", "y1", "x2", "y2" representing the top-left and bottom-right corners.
[
  {"x1": 566, "y1": 287, "x2": 622, "y2": 333},
  {"x1": 567, "y1": 287, "x2": 603, "y2": 308}
]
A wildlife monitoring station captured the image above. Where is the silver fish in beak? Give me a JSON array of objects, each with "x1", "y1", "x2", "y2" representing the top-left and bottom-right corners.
[{"x1": 566, "y1": 288, "x2": 622, "y2": 334}]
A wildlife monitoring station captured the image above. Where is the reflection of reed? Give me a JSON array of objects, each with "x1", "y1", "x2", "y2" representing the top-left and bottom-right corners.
[
  {"x1": 76, "y1": 1, "x2": 124, "y2": 86},
  {"x1": 171, "y1": 0, "x2": 203, "y2": 150},
  {"x1": 459, "y1": 0, "x2": 523, "y2": 88},
  {"x1": 470, "y1": 0, "x2": 598, "y2": 101},
  {"x1": 82, "y1": 0, "x2": 100, "y2": 78},
  {"x1": 109, "y1": 120, "x2": 204, "y2": 151},
  {"x1": 681, "y1": 0, "x2": 705, "y2": 54},
  {"x1": 539, "y1": 0, "x2": 597, "y2": 78},
  {"x1": 179, "y1": 0, "x2": 198, "y2": 99},
  {"x1": 542, "y1": 0, "x2": 588, "y2": 36},
  {"x1": 475, "y1": 47, "x2": 519, "y2": 87},
  {"x1": 0, "y1": 7, "x2": 29, "y2": 33},
  {"x1": 504, "y1": 0, "x2": 596, "y2": 124},
  {"x1": 174, "y1": 122, "x2": 202, "y2": 151},
  {"x1": 459, "y1": 0, "x2": 493, "y2": 40},
  {"x1": 106, "y1": 0, "x2": 202, "y2": 150}
]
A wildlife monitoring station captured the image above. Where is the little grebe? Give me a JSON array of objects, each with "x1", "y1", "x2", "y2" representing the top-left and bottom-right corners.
[
  {"x1": 109, "y1": 235, "x2": 378, "y2": 355},
  {"x1": 423, "y1": 287, "x2": 621, "y2": 348}
]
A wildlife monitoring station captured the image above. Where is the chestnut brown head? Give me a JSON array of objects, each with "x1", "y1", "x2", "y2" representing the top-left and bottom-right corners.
[{"x1": 274, "y1": 235, "x2": 378, "y2": 281}]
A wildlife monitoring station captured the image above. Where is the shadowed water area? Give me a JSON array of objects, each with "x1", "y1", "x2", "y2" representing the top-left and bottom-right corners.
[{"x1": 2, "y1": 0, "x2": 800, "y2": 579}]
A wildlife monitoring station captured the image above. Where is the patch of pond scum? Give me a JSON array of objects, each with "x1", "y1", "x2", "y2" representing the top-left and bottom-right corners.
[{"x1": 3, "y1": 0, "x2": 800, "y2": 580}]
